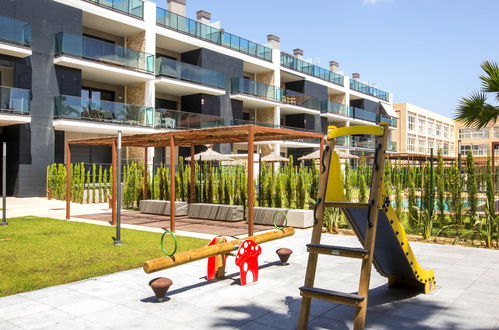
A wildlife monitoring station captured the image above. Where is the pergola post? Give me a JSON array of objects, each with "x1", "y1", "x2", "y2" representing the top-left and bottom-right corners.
[
  {"x1": 65, "y1": 141, "x2": 71, "y2": 220},
  {"x1": 189, "y1": 144, "x2": 195, "y2": 203},
  {"x1": 169, "y1": 135, "x2": 176, "y2": 232},
  {"x1": 247, "y1": 126, "x2": 254, "y2": 236},
  {"x1": 144, "y1": 147, "x2": 148, "y2": 200},
  {"x1": 111, "y1": 138, "x2": 117, "y2": 226},
  {"x1": 319, "y1": 136, "x2": 324, "y2": 173}
]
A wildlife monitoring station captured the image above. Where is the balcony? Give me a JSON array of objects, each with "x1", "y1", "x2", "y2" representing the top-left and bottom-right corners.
[
  {"x1": 53, "y1": 95, "x2": 156, "y2": 134},
  {"x1": 281, "y1": 89, "x2": 321, "y2": 114},
  {"x1": 84, "y1": 0, "x2": 144, "y2": 19},
  {"x1": 156, "y1": 109, "x2": 224, "y2": 129},
  {"x1": 321, "y1": 101, "x2": 397, "y2": 127},
  {"x1": 350, "y1": 80, "x2": 389, "y2": 101},
  {"x1": 54, "y1": 33, "x2": 154, "y2": 85},
  {"x1": 0, "y1": 15, "x2": 31, "y2": 58},
  {"x1": 379, "y1": 114, "x2": 397, "y2": 128},
  {"x1": 321, "y1": 101, "x2": 353, "y2": 118},
  {"x1": 155, "y1": 57, "x2": 225, "y2": 96},
  {"x1": 280, "y1": 53, "x2": 344, "y2": 87},
  {"x1": 0, "y1": 86, "x2": 31, "y2": 126},
  {"x1": 156, "y1": 8, "x2": 272, "y2": 62},
  {"x1": 230, "y1": 78, "x2": 282, "y2": 108}
]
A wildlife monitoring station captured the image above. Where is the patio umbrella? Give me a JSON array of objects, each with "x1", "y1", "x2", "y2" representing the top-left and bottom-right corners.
[
  {"x1": 259, "y1": 153, "x2": 289, "y2": 163},
  {"x1": 187, "y1": 148, "x2": 235, "y2": 162}
]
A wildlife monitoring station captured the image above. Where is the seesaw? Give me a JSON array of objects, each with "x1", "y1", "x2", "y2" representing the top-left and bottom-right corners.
[{"x1": 143, "y1": 216, "x2": 295, "y2": 301}]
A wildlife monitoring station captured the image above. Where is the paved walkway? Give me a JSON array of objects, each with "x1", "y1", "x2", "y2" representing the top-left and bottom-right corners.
[{"x1": 1, "y1": 226, "x2": 498, "y2": 329}]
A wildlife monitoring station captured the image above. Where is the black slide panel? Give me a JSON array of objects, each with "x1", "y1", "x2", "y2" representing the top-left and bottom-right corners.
[{"x1": 343, "y1": 208, "x2": 415, "y2": 279}]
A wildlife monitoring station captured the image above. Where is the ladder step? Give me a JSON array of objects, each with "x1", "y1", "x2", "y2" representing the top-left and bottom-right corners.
[
  {"x1": 324, "y1": 202, "x2": 369, "y2": 209},
  {"x1": 300, "y1": 287, "x2": 365, "y2": 307},
  {"x1": 306, "y1": 244, "x2": 369, "y2": 259}
]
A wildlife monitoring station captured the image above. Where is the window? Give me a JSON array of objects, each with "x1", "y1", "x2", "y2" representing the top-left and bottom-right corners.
[
  {"x1": 460, "y1": 144, "x2": 489, "y2": 156},
  {"x1": 459, "y1": 128, "x2": 488, "y2": 140},
  {"x1": 418, "y1": 138, "x2": 426, "y2": 154},
  {"x1": 418, "y1": 116, "x2": 425, "y2": 134},
  {"x1": 407, "y1": 135, "x2": 416, "y2": 152},
  {"x1": 408, "y1": 112, "x2": 416, "y2": 131},
  {"x1": 436, "y1": 141, "x2": 443, "y2": 153},
  {"x1": 427, "y1": 138, "x2": 435, "y2": 154},
  {"x1": 494, "y1": 126, "x2": 499, "y2": 138},
  {"x1": 443, "y1": 125, "x2": 449, "y2": 139},
  {"x1": 443, "y1": 142, "x2": 449, "y2": 155},
  {"x1": 450, "y1": 142, "x2": 455, "y2": 156},
  {"x1": 435, "y1": 123, "x2": 442, "y2": 137},
  {"x1": 427, "y1": 119, "x2": 435, "y2": 136}
]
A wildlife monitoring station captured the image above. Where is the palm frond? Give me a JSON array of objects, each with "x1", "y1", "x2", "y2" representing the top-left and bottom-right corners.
[
  {"x1": 455, "y1": 91, "x2": 499, "y2": 129},
  {"x1": 480, "y1": 61, "x2": 499, "y2": 100}
]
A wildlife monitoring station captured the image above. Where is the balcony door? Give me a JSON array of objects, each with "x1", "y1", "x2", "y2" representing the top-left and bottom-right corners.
[{"x1": 81, "y1": 87, "x2": 115, "y2": 120}]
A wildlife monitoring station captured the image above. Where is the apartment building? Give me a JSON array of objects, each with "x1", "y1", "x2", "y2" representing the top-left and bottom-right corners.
[
  {"x1": 0, "y1": 0, "x2": 396, "y2": 196},
  {"x1": 457, "y1": 121, "x2": 499, "y2": 157},
  {"x1": 392, "y1": 103, "x2": 456, "y2": 156}
]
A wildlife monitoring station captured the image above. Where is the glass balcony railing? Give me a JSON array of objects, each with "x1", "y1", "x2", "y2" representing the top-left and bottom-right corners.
[
  {"x1": 155, "y1": 109, "x2": 224, "y2": 129},
  {"x1": 230, "y1": 119, "x2": 278, "y2": 128},
  {"x1": 54, "y1": 33, "x2": 154, "y2": 73},
  {"x1": 0, "y1": 86, "x2": 31, "y2": 114},
  {"x1": 156, "y1": 8, "x2": 272, "y2": 62},
  {"x1": 352, "y1": 107, "x2": 377, "y2": 122},
  {"x1": 320, "y1": 101, "x2": 353, "y2": 117},
  {"x1": 282, "y1": 90, "x2": 321, "y2": 111},
  {"x1": 54, "y1": 95, "x2": 154, "y2": 127},
  {"x1": 231, "y1": 78, "x2": 283, "y2": 102},
  {"x1": 378, "y1": 114, "x2": 397, "y2": 128},
  {"x1": 84, "y1": 0, "x2": 144, "y2": 19},
  {"x1": 350, "y1": 80, "x2": 389, "y2": 101},
  {"x1": 0, "y1": 15, "x2": 31, "y2": 46},
  {"x1": 280, "y1": 53, "x2": 344, "y2": 87},
  {"x1": 156, "y1": 57, "x2": 225, "y2": 89}
]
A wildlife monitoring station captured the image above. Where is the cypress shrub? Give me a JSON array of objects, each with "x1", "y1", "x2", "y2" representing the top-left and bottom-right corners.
[
  {"x1": 85, "y1": 168, "x2": 90, "y2": 204},
  {"x1": 466, "y1": 150, "x2": 478, "y2": 218},
  {"x1": 408, "y1": 167, "x2": 418, "y2": 229},
  {"x1": 449, "y1": 161, "x2": 464, "y2": 235},
  {"x1": 274, "y1": 173, "x2": 282, "y2": 208},
  {"x1": 344, "y1": 162, "x2": 351, "y2": 201},
  {"x1": 296, "y1": 164, "x2": 306, "y2": 209},
  {"x1": 436, "y1": 149, "x2": 446, "y2": 223}
]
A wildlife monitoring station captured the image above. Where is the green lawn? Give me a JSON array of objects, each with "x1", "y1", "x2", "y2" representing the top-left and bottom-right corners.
[{"x1": 0, "y1": 216, "x2": 208, "y2": 297}]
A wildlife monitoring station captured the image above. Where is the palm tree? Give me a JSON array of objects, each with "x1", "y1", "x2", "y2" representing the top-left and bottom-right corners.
[{"x1": 456, "y1": 61, "x2": 499, "y2": 128}]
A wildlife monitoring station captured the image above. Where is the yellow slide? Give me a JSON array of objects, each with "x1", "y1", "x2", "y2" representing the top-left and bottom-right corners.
[{"x1": 326, "y1": 151, "x2": 436, "y2": 293}]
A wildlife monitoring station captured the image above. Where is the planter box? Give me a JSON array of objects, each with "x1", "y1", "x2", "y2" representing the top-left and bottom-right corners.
[
  {"x1": 286, "y1": 209, "x2": 314, "y2": 228},
  {"x1": 252, "y1": 207, "x2": 313, "y2": 228},
  {"x1": 139, "y1": 200, "x2": 188, "y2": 216}
]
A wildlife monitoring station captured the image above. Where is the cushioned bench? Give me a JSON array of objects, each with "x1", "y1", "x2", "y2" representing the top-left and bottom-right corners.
[
  {"x1": 139, "y1": 200, "x2": 188, "y2": 216},
  {"x1": 188, "y1": 203, "x2": 244, "y2": 222}
]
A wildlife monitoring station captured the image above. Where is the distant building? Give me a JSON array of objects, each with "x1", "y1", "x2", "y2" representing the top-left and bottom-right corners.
[
  {"x1": 392, "y1": 103, "x2": 457, "y2": 156},
  {"x1": 457, "y1": 121, "x2": 499, "y2": 157}
]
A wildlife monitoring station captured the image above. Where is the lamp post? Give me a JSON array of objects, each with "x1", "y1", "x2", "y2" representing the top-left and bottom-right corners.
[
  {"x1": 1, "y1": 142, "x2": 6, "y2": 226},
  {"x1": 114, "y1": 131, "x2": 123, "y2": 246}
]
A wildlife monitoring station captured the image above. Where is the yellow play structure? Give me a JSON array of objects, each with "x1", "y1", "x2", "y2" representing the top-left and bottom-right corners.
[{"x1": 298, "y1": 123, "x2": 436, "y2": 330}]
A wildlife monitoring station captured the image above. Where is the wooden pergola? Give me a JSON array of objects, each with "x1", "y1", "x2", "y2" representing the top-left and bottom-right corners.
[{"x1": 65, "y1": 125, "x2": 324, "y2": 236}]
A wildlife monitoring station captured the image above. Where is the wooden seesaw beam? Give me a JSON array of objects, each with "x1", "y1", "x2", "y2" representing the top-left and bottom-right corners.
[{"x1": 143, "y1": 227, "x2": 295, "y2": 274}]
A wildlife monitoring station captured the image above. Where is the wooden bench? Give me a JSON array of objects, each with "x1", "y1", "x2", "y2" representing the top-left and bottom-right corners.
[
  {"x1": 139, "y1": 200, "x2": 188, "y2": 216},
  {"x1": 188, "y1": 203, "x2": 243, "y2": 222}
]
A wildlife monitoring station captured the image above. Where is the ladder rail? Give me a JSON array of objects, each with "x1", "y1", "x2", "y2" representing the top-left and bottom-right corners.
[{"x1": 297, "y1": 123, "x2": 390, "y2": 330}]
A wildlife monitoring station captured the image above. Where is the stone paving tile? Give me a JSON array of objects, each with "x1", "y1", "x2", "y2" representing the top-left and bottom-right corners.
[
  {"x1": 6, "y1": 308, "x2": 74, "y2": 330},
  {"x1": 2, "y1": 229, "x2": 499, "y2": 330}
]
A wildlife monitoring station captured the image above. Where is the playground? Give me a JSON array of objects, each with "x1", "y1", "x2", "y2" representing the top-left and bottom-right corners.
[
  {"x1": 1, "y1": 124, "x2": 499, "y2": 329},
  {"x1": 0, "y1": 227, "x2": 498, "y2": 329}
]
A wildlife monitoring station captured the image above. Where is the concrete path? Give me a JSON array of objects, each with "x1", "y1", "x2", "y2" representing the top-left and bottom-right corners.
[{"x1": 1, "y1": 228, "x2": 498, "y2": 329}]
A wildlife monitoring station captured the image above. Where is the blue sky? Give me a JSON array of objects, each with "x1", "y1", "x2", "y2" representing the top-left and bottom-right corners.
[{"x1": 152, "y1": 0, "x2": 499, "y2": 118}]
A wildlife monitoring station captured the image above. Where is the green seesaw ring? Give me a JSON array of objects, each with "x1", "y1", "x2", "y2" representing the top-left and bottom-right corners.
[
  {"x1": 160, "y1": 229, "x2": 177, "y2": 257},
  {"x1": 272, "y1": 210, "x2": 288, "y2": 231}
]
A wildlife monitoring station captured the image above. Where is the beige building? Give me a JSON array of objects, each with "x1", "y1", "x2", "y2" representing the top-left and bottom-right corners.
[
  {"x1": 392, "y1": 103, "x2": 457, "y2": 156},
  {"x1": 457, "y1": 121, "x2": 499, "y2": 156}
]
